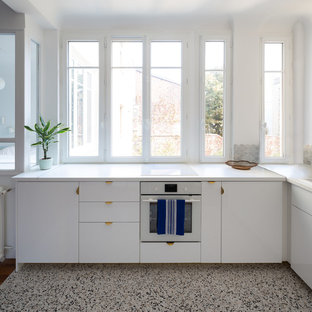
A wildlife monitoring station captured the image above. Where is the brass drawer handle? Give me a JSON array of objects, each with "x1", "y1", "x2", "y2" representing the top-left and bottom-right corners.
[
  {"x1": 105, "y1": 222, "x2": 113, "y2": 225},
  {"x1": 105, "y1": 201, "x2": 113, "y2": 204},
  {"x1": 221, "y1": 186, "x2": 224, "y2": 195},
  {"x1": 105, "y1": 181, "x2": 113, "y2": 184},
  {"x1": 208, "y1": 181, "x2": 215, "y2": 184},
  {"x1": 167, "y1": 242, "x2": 174, "y2": 246},
  {"x1": 76, "y1": 187, "x2": 79, "y2": 195}
]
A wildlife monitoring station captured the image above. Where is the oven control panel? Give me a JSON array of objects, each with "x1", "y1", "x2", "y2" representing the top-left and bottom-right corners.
[{"x1": 141, "y1": 182, "x2": 202, "y2": 195}]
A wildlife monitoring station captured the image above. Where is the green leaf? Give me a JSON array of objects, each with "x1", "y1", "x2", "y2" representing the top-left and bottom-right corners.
[
  {"x1": 43, "y1": 120, "x2": 51, "y2": 132},
  {"x1": 24, "y1": 126, "x2": 35, "y2": 132},
  {"x1": 54, "y1": 128, "x2": 70, "y2": 135},
  {"x1": 40, "y1": 116, "x2": 46, "y2": 127},
  {"x1": 48, "y1": 123, "x2": 62, "y2": 135},
  {"x1": 34, "y1": 123, "x2": 44, "y2": 135},
  {"x1": 31, "y1": 141, "x2": 42, "y2": 146}
]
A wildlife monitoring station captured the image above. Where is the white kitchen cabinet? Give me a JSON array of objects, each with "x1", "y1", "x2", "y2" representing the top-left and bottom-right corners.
[
  {"x1": 79, "y1": 181, "x2": 139, "y2": 201},
  {"x1": 201, "y1": 181, "x2": 221, "y2": 263},
  {"x1": 140, "y1": 242, "x2": 200, "y2": 263},
  {"x1": 222, "y1": 182, "x2": 282, "y2": 263},
  {"x1": 79, "y1": 223, "x2": 139, "y2": 263},
  {"x1": 17, "y1": 182, "x2": 79, "y2": 263},
  {"x1": 79, "y1": 181, "x2": 140, "y2": 263},
  {"x1": 79, "y1": 202, "x2": 139, "y2": 222},
  {"x1": 291, "y1": 186, "x2": 312, "y2": 288}
]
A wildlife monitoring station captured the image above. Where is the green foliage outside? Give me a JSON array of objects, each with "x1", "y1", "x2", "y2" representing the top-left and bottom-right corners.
[{"x1": 205, "y1": 72, "x2": 224, "y2": 136}]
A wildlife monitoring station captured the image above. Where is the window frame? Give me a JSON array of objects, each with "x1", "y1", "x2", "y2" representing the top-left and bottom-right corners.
[
  {"x1": 61, "y1": 35, "x2": 105, "y2": 163},
  {"x1": 260, "y1": 37, "x2": 292, "y2": 163},
  {"x1": 0, "y1": 31, "x2": 22, "y2": 173},
  {"x1": 199, "y1": 34, "x2": 231, "y2": 162},
  {"x1": 61, "y1": 33, "x2": 188, "y2": 163}
]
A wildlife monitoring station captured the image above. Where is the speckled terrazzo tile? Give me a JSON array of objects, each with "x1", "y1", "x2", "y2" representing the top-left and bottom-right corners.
[{"x1": 0, "y1": 263, "x2": 311, "y2": 312}]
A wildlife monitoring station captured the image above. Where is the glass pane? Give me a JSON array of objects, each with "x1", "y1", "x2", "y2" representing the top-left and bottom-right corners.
[
  {"x1": 151, "y1": 42, "x2": 181, "y2": 67},
  {"x1": 0, "y1": 34, "x2": 15, "y2": 138},
  {"x1": 111, "y1": 69, "x2": 142, "y2": 157},
  {"x1": 151, "y1": 69, "x2": 181, "y2": 157},
  {"x1": 205, "y1": 71, "x2": 224, "y2": 157},
  {"x1": 264, "y1": 72, "x2": 282, "y2": 157},
  {"x1": 0, "y1": 143, "x2": 15, "y2": 170},
  {"x1": 68, "y1": 41, "x2": 99, "y2": 67},
  {"x1": 112, "y1": 41, "x2": 142, "y2": 67},
  {"x1": 68, "y1": 68, "x2": 99, "y2": 157},
  {"x1": 265, "y1": 43, "x2": 283, "y2": 71},
  {"x1": 30, "y1": 40, "x2": 39, "y2": 165},
  {"x1": 205, "y1": 41, "x2": 224, "y2": 70}
]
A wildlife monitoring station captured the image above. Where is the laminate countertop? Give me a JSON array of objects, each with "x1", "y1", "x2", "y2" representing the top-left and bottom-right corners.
[{"x1": 13, "y1": 163, "x2": 285, "y2": 182}]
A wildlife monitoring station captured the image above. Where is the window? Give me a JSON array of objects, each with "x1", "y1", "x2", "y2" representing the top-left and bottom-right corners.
[
  {"x1": 111, "y1": 41, "x2": 143, "y2": 157},
  {"x1": 150, "y1": 41, "x2": 182, "y2": 157},
  {"x1": 0, "y1": 34, "x2": 15, "y2": 170},
  {"x1": 201, "y1": 39, "x2": 228, "y2": 161},
  {"x1": 262, "y1": 42, "x2": 284, "y2": 160},
  {"x1": 67, "y1": 41, "x2": 99, "y2": 158},
  {"x1": 65, "y1": 37, "x2": 185, "y2": 162}
]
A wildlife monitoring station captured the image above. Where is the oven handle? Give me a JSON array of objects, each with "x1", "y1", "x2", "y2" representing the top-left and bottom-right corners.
[{"x1": 142, "y1": 199, "x2": 201, "y2": 203}]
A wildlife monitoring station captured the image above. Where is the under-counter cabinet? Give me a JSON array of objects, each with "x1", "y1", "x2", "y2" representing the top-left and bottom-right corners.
[
  {"x1": 201, "y1": 181, "x2": 221, "y2": 263},
  {"x1": 17, "y1": 182, "x2": 79, "y2": 263},
  {"x1": 78, "y1": 182, "x2": 140, "y2": 263},
  {"x1": 291, "y1": 186, "x2": 312, "y2": 288},
  {"x1": 221, "y1": 182, "x2": 282, "y2": 263}
]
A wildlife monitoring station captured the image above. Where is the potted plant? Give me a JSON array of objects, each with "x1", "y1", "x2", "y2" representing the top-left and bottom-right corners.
[{"x1": 24, "y1": 117, "x2": 70, "y2": 170}]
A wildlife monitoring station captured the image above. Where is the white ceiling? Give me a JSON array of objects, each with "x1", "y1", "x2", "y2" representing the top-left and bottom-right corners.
[{"x1": 3, "y1": 0, "x2": 312, "y2": 29}]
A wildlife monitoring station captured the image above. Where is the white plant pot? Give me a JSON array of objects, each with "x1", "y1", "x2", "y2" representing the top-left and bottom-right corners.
[{"x1": 39, "y1": 158, "x2": 53, "y2": 170}]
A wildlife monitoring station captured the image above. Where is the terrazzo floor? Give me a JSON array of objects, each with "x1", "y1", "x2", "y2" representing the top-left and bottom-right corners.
[{"x1": 0, "y1": 263, "x2": 311, "y2": 311}]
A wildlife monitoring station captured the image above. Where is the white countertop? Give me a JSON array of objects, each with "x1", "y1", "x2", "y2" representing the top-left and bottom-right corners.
[
  {"x1": 13, "y1": 163, "x2": 285, "y2": 182},
  {"x1": 261, "y1": 164, "x2": 312, "y2": 192}
]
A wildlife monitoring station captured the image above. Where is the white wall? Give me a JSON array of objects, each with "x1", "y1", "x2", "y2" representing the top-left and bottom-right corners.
[
  {"x1": 41, "y1": 30, "x2": 60, "y2": 164},
  {"x1": 232, "y1": 20, "x2": 261, "y2": 145},
  {"x1": 303, "y1": 19, "x2": 312, "y2": 145},
  {"x1": 292, "y1": 21, "x2": 304, "y2": 163}
]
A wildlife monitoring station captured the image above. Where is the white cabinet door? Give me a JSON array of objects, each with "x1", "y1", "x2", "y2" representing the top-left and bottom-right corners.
[
  {"x1": 201, "y1": 181, "x2": 221, "y2": 263},
  {"x1": 17, "y1": 182, "x2": 79, "y2": 263},
  {"x1": 291, "y1": 186, "x2": 312, "y2": 288},
  {"x1": 79, "y1": 223, "x2": 139, "y2": 263},
  {"x1": 222, "y1": 182, "x2": 282, "y2": 263}
]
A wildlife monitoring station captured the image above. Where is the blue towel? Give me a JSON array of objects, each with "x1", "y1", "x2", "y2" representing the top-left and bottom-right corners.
[
  {"x1": 176, "y1": 199, "x2": 185, "y2": 235},
  {"x1": 157, "y1": 199, "x2": 166, "y2": 234}
]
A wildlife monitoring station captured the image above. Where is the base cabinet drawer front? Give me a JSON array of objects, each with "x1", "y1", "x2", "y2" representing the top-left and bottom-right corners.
[
  {"x1": 291, "y1": 204, "x2": 312, "y2": 288},
  {"x1": 140, "y1": 243, "x2": 201, "y2": 263},
  {"x1": 79, "y1": 223, "x2": 139, "y2": 263},
  {"x1": 80, "y1": 182, "x2": 139, "y2": 202},
  {"x1": 79, "y1": 202, "x2": 139, "y2": 222},
  {"x1": 292, "y1": 186, "x2": 312, "y2": 216}
]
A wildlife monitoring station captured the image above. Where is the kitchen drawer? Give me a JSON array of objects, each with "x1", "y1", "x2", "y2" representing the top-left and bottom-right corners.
[
  {"x1": 79, "y1": 182, "x2": 139, "y2": 202},
  {"x1": 79, "y1": 222, "x2": 139, "y2": 263},
  {"x1": 140, "y1": 242, "x2": 200, "y2": 263},
  {"x1": 292, "y1": 186, "x2": 312, "y2": 216},
  {"x1": 79, "y1": 202, "x2": 139, "y2": 222}
]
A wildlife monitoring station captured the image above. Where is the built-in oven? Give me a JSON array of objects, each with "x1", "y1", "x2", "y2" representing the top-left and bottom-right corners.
[{"x1": 140, "y1": 182, "x2": 201, "y2": 242}]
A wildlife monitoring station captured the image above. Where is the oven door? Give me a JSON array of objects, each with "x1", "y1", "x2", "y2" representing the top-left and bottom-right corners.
[{"x1": 140, "y1": 195, "x2": 201, "y2": 242}]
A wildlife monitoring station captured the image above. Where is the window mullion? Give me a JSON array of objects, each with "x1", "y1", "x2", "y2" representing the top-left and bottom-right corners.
[
  {"x1": 99, "y1": 38, "x2": 106, "y2": 161},
  {"x1": 143, "y1": 37, "x2": 151, "y2": 162}
]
